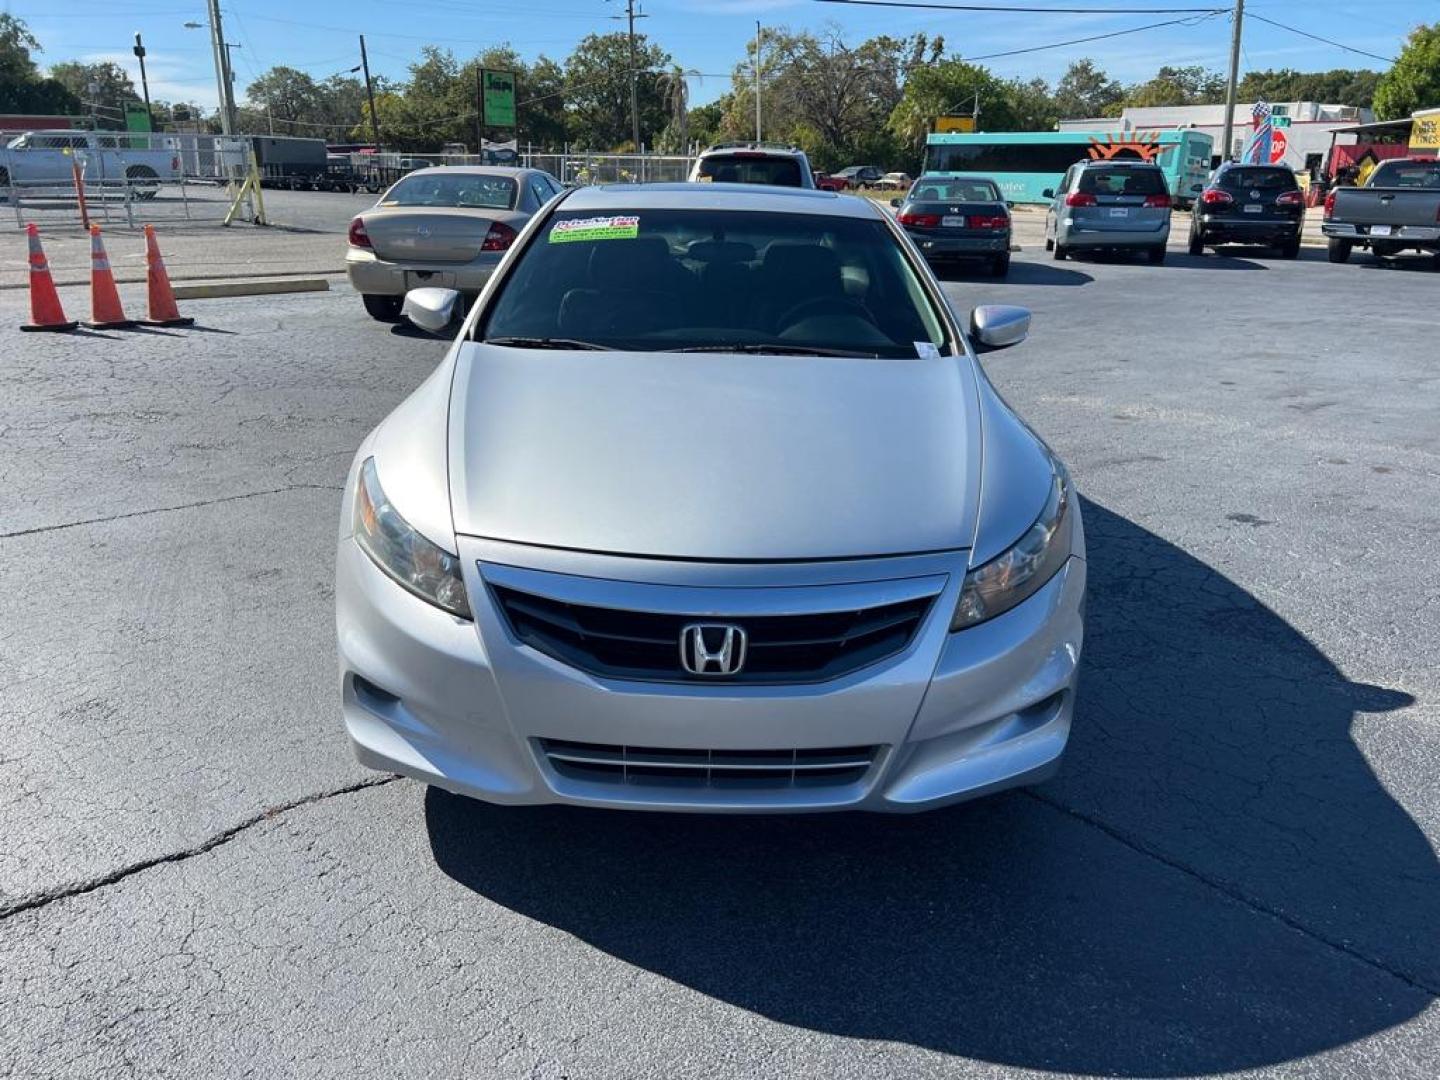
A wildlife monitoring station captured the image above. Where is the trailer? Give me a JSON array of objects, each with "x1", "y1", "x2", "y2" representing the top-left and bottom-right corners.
[{"x1": 252, "y1": 136, "x2": 328, "y2": 189}]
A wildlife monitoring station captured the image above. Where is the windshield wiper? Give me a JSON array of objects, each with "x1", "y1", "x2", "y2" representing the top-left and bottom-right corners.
[
  {"x1": 484, "y1": 336, "x2": 610, "y2": 351},
  {"x1": 666, "y1": 343, "x2": 878, "y2": 358}
]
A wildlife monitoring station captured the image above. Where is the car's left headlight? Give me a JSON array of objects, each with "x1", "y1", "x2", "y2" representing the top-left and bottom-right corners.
[
  {"x1": 951, "y1": 466, "x2": 1072, "y2": 631},
  {"x1": 353, "y1": 456, "x2": 471, "y2": 619}
]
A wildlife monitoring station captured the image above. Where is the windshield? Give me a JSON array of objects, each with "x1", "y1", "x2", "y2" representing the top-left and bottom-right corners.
[
  {"x1": 480, "y1": 207, "x2": 948, "y2": 359},
  {"x1": 1218, "y1": 167, "x2": 1296, "y2": 191},
  {"x1": 1078, "y1": 167, "x2": 1165, "y2": 195},
  {"x1": 1368, "y1": 161, "x2": 1440, "y2": 189},
  {"x1": 910, "y1": 178, "x2": 1001, "y2": 202},
  {"x1": 696, "y1": 155, "x2": 803, "y2": 187},
  {"x1": 381, "y1": 173, "x2": 516, "y2": 209}
]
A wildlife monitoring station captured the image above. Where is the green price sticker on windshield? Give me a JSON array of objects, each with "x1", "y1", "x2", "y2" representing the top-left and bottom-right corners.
[{"x1": 550, "y1": 215, "x2": 641, "y2": 243}]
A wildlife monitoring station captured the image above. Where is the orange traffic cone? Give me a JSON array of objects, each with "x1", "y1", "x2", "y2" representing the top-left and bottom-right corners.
[
  {"x1": 140, "y1": 224, "x2": 193, "y2": 327},
  {"x1": 85, "y1": 224, "x2": 135, "y2": 330},
  {"x1": 20, "y1": 224, "x2": 78, "y2": 333}
]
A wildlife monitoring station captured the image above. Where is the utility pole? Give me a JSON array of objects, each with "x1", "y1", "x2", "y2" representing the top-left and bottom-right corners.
[
  {"x1": 610, "y1": 0, "x2": 647, "y2": 152},
  {"x1": 1221, "y1": 0, "x2": 1245, "y2": 162},
  {"x1": 133, "y1": 33, "x2": 153, "y2": 128},
  {"x1": 480, "y1": 65, "x2": 492, "y2": 156},
  {"x1": 359, "y1": 35, "x2": 382, "y2": 149},
  {"x1": 754, "y1": 21, "x2": 762, "y2": 141},
  {"x1": 204, "y1": 0, "x2": 237, "y2": 135}
]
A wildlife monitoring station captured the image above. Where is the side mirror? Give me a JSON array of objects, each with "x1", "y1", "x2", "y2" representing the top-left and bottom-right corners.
[
  {"x1": 889, "y1": 197, "x2": 902, "y2": 208},
  {"x1": 402, "y1": 287, "x2": 460, "y2": 335},
  {"x1": 1005, "y1": 200, "x2": 1015, "y2": 209},
  {"x1": 1041, "y1": 188, "x2": 1055, "y2": 199},
  {"x1": 970, "y1": 305, "x2": 1031, "y2": 352}
]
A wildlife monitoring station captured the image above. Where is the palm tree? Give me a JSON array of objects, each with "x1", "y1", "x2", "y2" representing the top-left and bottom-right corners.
[{"x1": 656, "y1": 66, "x2": 700, "y2": 153}]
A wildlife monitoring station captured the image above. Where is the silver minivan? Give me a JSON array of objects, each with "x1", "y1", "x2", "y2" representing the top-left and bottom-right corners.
[{"x1": 1043, "y1": 160, "x2": 1172, "y2": 263}]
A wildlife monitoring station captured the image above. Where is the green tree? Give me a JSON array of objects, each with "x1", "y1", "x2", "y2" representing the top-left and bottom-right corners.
[
  {"x1": 1374, "y1": 23, "x2": 1440, "y2": 120},
  {"x1": 686, "y1": 97, "x2": 727, "y2": 149},
  {"x1": 563, "y1": 32, "x2": 670, "y2": 150},
  {"x1": 1122, "y1": 64, "x2": 1226, "y2": 108},
  {"x1": 655, "y1": 66, "x2": 699, "y2": 152},
  {"x1": 721, "y1": 27, "x2": 938, "y2": 168},
  {"x1": 0, "y1": 14, "x2": 80, "y2": 114},
  {"x1": 1237, "y1": 67, "x2": 1382, "y2": 109},
  {"x1": 1054, "y1": 58, "x2": 1123, "y2": 118},
  {"x1": 49, "y1": 60, "x2": 136, "y2": 126},
  {"x1": 244, "y1": 67, "x2": 321, "y2": 132}
]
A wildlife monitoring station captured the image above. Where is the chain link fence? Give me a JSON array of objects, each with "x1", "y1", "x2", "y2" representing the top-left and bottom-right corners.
[{"x1": 1, "y1": 133, "x2": 258, "y2": 231}]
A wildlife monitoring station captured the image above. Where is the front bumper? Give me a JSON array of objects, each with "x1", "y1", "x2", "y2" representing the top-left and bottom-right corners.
[
  {"x1": 336, "y1": 528, "x2": 1086, "y2": 814},
  {"x1": 345, "y1": 246, "x2": 501, "y2": 296}
]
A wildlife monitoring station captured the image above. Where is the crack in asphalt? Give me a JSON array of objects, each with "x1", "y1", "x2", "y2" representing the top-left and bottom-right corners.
[
  {"x1": 0, "y1": 484, "x2": 344, "y2": 540},
  {"x1": 0, "y1": 775, "x2": 399, "y2": 921},
  {"x1": 1024, "y1": 789, "x2": 1440, "y2": 997}
]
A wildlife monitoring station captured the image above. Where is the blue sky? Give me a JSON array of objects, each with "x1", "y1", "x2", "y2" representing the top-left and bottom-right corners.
[{"x1": 8, "y1": 0, "x2": 1426, "y2": 116}]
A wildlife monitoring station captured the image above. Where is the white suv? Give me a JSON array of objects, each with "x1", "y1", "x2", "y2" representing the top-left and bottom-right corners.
[{"x1": 688, "y1": 142, "x2": 815, "y2": 188}]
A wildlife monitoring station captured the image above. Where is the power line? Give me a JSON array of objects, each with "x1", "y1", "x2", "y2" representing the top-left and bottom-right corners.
[
  {"x1": 961, "y1": 13, "x2": 1223, "y2": 61},
  {"x1": 815, "y1": 1, "x2": 1224, "y2": 12},
  {"x1": 1244, "y1": 12, "x2": 1398, "y2": 65}
]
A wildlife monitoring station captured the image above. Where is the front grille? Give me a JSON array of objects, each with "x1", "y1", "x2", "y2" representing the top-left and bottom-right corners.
[
  {"x1": 491, "y1": 585, "x2": 933, "y2": 684},
  {"x1": 539, "y1": 739, "x2": 879, "y2": 789}
]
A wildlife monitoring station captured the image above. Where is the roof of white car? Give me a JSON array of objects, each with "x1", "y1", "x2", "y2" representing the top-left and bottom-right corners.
[
  {"x1": 562, "y1": 183, "x2": 882, "y2": 218},
  {"x1": 403, "y1": 165, "x2": 535, "y2": 178}
]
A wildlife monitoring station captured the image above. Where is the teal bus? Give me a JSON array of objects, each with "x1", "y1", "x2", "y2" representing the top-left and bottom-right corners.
[{"x1": 923, "y1": 129, "x2": 1214, "y2": 207}]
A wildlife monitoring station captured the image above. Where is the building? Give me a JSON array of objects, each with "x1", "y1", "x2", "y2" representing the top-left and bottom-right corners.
[
  {"x1": 0, "y1": 114, "x2": 80, "y2": 135},
  {"x1": 1058, "y1": 102, "x2": 1374, "y2": 176}
]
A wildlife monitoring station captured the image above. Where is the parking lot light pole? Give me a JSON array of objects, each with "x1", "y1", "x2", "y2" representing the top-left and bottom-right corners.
[
  {"x1": 133, "y1": 33, "x2": 153, "y2": 128},
  {"x1": 1221, "y1": 0, "x2": 1244, "y2": 162}
]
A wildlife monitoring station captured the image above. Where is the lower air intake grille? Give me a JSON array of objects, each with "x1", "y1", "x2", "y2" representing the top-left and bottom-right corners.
[{"x1": 539, "y1": 739, "x2": 880, "y2": 790}]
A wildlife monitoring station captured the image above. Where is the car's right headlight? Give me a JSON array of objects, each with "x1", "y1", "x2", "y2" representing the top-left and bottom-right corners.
[
  {"x1": 353, "y1": 457, "x2": 471, "y2": 619},
  {"x1": 951, "y1": 467, "x2": 1072, "y2": 631}
]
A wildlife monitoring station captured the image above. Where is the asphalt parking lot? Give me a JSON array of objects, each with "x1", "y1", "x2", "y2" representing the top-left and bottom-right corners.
[{"x1": 1, "y1": 238, "x2": 1437, "y2": 1078}]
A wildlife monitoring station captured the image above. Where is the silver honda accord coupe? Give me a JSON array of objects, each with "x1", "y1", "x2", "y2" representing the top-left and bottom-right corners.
[{"x1": 336, "y1": 183, "x2": 1086, "y2": 813}]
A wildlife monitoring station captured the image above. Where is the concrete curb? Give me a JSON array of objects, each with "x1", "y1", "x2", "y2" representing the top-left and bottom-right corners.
[
  {"x1": 0, "y1": 268, "x2": 344, "y2": 292},
  {"x1": 172, "y1": 278, "x2": 331, "y2": 299}
]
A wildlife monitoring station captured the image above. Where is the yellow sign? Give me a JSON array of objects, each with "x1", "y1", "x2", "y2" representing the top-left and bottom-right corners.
[
  {"x1": 1410, "y1": 108, "x2": 1440, "y2": 154},
  {"x1": 933, "y1": 116, "x2": 975, "y2": 133}
]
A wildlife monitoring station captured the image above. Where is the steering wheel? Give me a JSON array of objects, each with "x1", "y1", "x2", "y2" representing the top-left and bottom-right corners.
[{"x1": 776, "y1": 295, "x2": 872, "y2": 333}]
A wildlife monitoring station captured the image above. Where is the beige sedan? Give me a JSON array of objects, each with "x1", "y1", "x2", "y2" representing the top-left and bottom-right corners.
[{"x1": 345, "y1": 166, "x2": 564, "y2": 321}]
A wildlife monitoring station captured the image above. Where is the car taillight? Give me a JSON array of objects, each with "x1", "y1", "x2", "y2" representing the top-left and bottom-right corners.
[
  {"x1": 1199, "y1": 188, "x2": 1233, "y2": 207},
  {"x1": 1064, "y1": 192, "x2": 1097, "y2": 207},
  {"x1": 1143, "y1": 192, "x2": 1172, "y2": 209},
  {"x1": 1275, "y1": 190, "x2": 1304, "y2": 207},
  {"x1": 347, "y1": 217, "x2": 371, "y2": 248},
  {"x1": 171, "y1": 155, "x2": 180, "y2": 170},
  {"x1": 898, "y1": 212, "x2": 941, "y2": 228},
  {"x1": 481, "y1": 221, "x2": 517, "y2": 252},
  {"x1": 969, "y1": 214, "x2": 1009, "y2": 229},
  {"x1": 1323, "y1": 190, "x2": 1337, "y2": 220}
]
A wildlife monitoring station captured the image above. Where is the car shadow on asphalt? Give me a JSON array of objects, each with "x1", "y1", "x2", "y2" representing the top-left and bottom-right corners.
[
  {"x1": 1072, "y1": 250, "x2": 1270, "y2": 271},
  {"x1": 934, "y1": 261, "x2": 1093, "y2": 287},
  {"x1": 1352, "y1": 254, "x2": 1440, "y2": 273},
  {"x1": 423, "y1": 498, "x2": 1434, "y2": 1076}
]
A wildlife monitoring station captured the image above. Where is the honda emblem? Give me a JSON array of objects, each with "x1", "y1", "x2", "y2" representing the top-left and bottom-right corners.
[{"x1": 679, "y1": 623, "x2": 748, "y2": 676}]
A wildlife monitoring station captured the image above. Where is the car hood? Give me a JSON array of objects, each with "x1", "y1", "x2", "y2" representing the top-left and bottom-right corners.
[{"x1": 447, "y1": 342, "x2": 981, "y2": 561}]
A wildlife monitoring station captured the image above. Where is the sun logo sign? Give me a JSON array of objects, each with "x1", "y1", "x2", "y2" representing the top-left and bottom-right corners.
[{"x1": 1086, "y1": 131, "x2": 1166, "y2": 163}]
